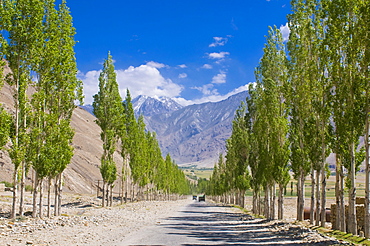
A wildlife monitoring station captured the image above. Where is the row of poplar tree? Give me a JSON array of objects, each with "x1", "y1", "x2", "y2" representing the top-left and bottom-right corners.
[
  {"x1": 208, "y1": 0, "x2": 370, "y2": 237},
  {"x1": 93, "y1": 53, "x2": 190, "y2": 207},
  {"x1": 0, "y1": 0, "x2": 190, "y2": 218}
]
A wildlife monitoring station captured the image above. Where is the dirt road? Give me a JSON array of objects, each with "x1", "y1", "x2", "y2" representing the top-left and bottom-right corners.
[{"x1": 119, "y1": 199, "x2": 343, "y2": 246}]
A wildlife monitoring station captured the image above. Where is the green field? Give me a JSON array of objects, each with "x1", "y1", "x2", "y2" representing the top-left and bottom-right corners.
[{"x1": 180, "y1": 167, "x2": 213, "y2": 180}]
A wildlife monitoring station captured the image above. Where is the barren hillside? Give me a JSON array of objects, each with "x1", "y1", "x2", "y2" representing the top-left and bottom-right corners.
[{"x1": 0, "y1": 66, "x2": 122, "y2": 194}]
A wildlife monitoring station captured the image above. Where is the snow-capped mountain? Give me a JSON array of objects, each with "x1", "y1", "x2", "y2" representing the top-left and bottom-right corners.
[
  {"x1": 80, "y1": 91, "x2": 249, "y2": 167},
  {"x1": 132, "y1": 95, "x2": 183, "y2": 117},
  {"x1": 131, "y1": 91, "x2": 249, "y2": 167}
]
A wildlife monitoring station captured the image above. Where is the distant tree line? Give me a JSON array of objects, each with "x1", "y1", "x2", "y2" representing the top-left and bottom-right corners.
[
  {"x1": 207, "y1": 0, "x2": 370, "y2": 237},
  {"x1": 0, "y1": 0, "x2": 190, "y2": 218},
  {"x1": 93, "y1": 52, "x2": 190, "y2": 207}
]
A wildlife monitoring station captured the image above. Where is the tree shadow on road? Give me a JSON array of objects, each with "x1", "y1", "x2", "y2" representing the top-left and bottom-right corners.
[{"x1": 163, "y1": 202, "x2": 344, "y2": 246}]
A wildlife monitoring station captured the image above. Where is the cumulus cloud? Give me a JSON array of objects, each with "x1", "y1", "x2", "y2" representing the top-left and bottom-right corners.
[
  {"x1": 212, "y1": 71, "x2": 227, "y2": 84},
  {"x1": 201, "y1": 64, "x2": 213, "y2": 69},
  {"x1": 178, "y1": 64, "x2": 187, "y2": 68},
  {"x1": 280, "y1": 23, "x2": 290, "y2": 42},
  {"x1": 208, "y1": 52, "x2": 230, "y2": 59},
  {"x1": 79, "y1": 63, "x2": 182, "y2": 105},
  {"x1": 209, "y1": 36, "x2": 229, "y2": 47},
  {"x1": 178, "y1": 73, "x2": 187, "y2": 79}
]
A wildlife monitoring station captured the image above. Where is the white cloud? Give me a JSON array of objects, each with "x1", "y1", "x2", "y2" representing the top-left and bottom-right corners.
[
  {"x1": 208, "y1": 52, "x2": 230, "y2": 59},
  {"x1": 145, "y1": 61, "x2": 168, "y2": 69},
  {"x1": 209, "y1": 37, "x2": 229, "y2": 47},
  {"x1": 212, "y1": 71, "x2": 227, "y2": 84},
  {"x1": 191, "y1": 84, "x2": 217, "y2": 96},
  {"x1": 178, "y1": 64, "x2": 187, "y2": 68},
  {"x1": 79, "y1": 63, "x2": 182, "y2": 105},
  {"x1": 173, "y1": 83, "x2": 252, "y2": 106},
  {"x1": 78, "y1": 70, "x2": 101, "y2": 105},
  {"x1": 178, "y1": 73, "x2": 187, "y2": 79},
  {"x1": 202, "y1": 64, "x2": 213, "y2": 69},
  {"x1": 280, "y1": 23, "x2": 290, "y2": 42}
]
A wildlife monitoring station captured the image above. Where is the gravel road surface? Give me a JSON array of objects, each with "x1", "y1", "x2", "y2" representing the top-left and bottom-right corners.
[
  {"x1": 0, "y1": 194, "x2": 346, "y2": 246},
  {"x1": 119, "y1": 199, "x2": 344, "y2": 246}
]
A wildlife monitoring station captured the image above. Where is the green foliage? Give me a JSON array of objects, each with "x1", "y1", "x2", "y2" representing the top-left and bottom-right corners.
[
  {"x1": 0, "y1": 181, "x2": 13, "y2": 188},
  {"x1": 0, "y1": 106, "x2": 11, "y2": 148},
  {"x1": 93, "y1": 52, "x2": 123, "y2": 184},
  {"x1": 197, "y1": 178, "x2": 209, "y2": 194}
]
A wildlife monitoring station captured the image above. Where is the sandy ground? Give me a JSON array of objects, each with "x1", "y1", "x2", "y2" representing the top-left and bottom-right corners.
[{"x1": 0, "y1": 191, "x2": 341, "y2": 246}]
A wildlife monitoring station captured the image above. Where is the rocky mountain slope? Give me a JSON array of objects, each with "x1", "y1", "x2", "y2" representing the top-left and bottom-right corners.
[
  {"x1": 80, "y1": 92, "x2": 249, "y2": 167},
  {"x1": 131, "y1": 91, "x2": 249, "y2": 167}
]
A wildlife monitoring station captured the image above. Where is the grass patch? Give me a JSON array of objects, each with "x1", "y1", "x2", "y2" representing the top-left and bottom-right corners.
[{"x1": 314, "y1": 227, "x2": 370, "y2": 245}]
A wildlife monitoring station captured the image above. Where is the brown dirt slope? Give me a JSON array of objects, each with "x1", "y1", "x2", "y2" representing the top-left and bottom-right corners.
[{"x1": 0, "y1": 64, "x2": 123, "y2": 194}]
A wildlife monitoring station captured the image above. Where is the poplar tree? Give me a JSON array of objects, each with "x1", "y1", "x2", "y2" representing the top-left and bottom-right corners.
[
  {"x1": 325, "y1": 0, "x2": 366, "y2": 234},
  {"x1": 2, "y1": 0, "x2": 44, "y2": 218},
  {"x1": 360, "y1": 1, "x2": 370, "y2": 238},
  {"x1": 93, "y1": 52, "x2": 123, "y2": 207},
  {"x1": 286, "y1": 0, "x2": 318, "y2": 221},
  {"x1": 225, "y1": 102, "x2": 250, "y2": 208},
  {"x1": 26, "y1": 0, "x2": 82, "y2": 217},
  {"x1": 254, "y1": 26, "x2": 290, "y2": 220},
  {"x1": 245, "y1": 84, "x2": 263, "y2": 214},
  {"x1": 121, "y1": 89, "x2": 136, "y2": 202}
]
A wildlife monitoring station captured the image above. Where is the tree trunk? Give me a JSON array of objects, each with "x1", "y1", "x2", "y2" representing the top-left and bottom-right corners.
[
  {"x1": 57, "y1": 173, "x2": 63, "y2": 216},
  {"x1": 11, "y1": 167, "x2": 18, "y2": 219},
  {"x1": 270, "y1": 183, "x2": 276, "y2": 220},
  {"x1": 19, "y1": 161, "x2": 25, "y2": 217},
  {"x1": 278, "y1": 183, "x2": 284, "y2": 220},
  {"x1": 348, "y1": 142, "x2": 357, "y2": 235},
  {"x1": 39, "y1": 179, "x2": 43, "y2": 219},
  {"x1": 258, "y1": 192, "x2": 262, "y2": 215},
  {"x1": 310, "y1": 168, "x2": 315, "y2": 225},
  {"x1": 340, "y1": 163, "x2": 346, "y2": 232},
  {"x1": 32, "y1": 176, "x2": 39, "y2": 218},
  {"x1": 297, "y1": 173, "x2": 305, "y2": 221},
  {"x1": 47, "y1": 177, "x2": 51, "y2": 218},
  {"x1": 315, "y1": 168, "x2": 321, "y2": 226},
  {"x1": 364, "y1": 100, "x2": 370, "y2": 238},
  {"x1": 106, "y1": 183, "x2": 109, "y2": 207},
  {"x1": 240, "y1": 190, "x2": 245, "y2": 208},
  {"x1": 102, "y1": 181, "x2": 106, "y2": 207},
  {"x1": 320, "y1": 121, "x2": 327, "y2": 228},
  {"x1": 54, "y1": 177, "x2": 58, "y2": 216},
  {"x1": 109, "y1": 184, "x2": 113, "y2": 207},
  {"x1": 264, "y1": 185, "x2": 270, "y2": 219},
  {"x1": 320, "y1": 164, "x2": 327, "y2": 227},
  {"x1": 252, "y1": 189, "x2": 258, "y2": 214},
  {"x1": 335, "y1": 154, "x2": 341, "y2": 231}
]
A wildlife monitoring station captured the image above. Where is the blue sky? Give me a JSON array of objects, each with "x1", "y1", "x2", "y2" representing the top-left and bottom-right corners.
[{"x1": 67, "y1": 0, "x2": 291, "y2": 105}]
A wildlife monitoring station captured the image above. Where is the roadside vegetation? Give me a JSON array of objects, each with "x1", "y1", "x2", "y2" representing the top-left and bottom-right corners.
[
  {"x1": 0, "y1": 0, "x2": 190, "y2": 219},
  {"x1": 206, "y1": 0, "x2": 370, "y2": 239}
]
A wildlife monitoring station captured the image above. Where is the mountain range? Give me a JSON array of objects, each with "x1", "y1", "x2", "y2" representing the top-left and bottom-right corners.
[
  {"x1": 130, "y1": 92, "x2": 248, "y2": 167},
  {"x1": 0, "y1": 61, "x2": 248, "y2": 192},
  {"x1": 81, "y1": 92, "x2": 248, "y2": 167},
  {"x1": 96, "y1": 92, "x2": 245, "y2": 166}
]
